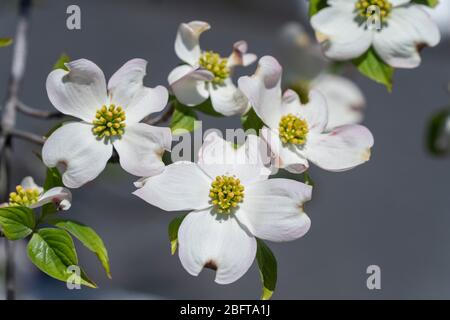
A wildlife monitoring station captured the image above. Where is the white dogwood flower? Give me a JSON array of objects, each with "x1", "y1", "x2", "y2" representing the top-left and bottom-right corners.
[
  {"x1": 310, "y1": 0, "x2": 441, "y2": 68},
  {"x1": 6, "y1": 176, "x2": 72, "y2": 210},
  {"x1": 43, "y1": 58, "x2": 172, "y2": 188},
  {"x1": 239, "y1": 56, "x2": 374, "y2": 173},
  {"x1": 168, "y1": 21, "x2": 257, "y2": 116},
  {"x1": 279, "y1": 22, "x2": 366, "y2": 130},
  {"x1": 133, "y1": 132, "x2": 312, "y2": 284}
]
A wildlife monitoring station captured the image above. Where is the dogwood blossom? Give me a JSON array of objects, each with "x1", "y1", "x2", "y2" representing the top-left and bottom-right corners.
[
  {"x1": 310, "y1": 0, "x2": 441, "y2": 68},
  {"x1": 43, "y1": 58, "x2": 172, "y2": 188},
  {"x1": 5, "y1": 176, "x2": 71, "y2": 210},
  {"x1": 168, "y1": 21, "x2": 257, "y2": 116},
  {"x1": 279, "y1": 22, "x2": 366, "y2": 130},
  {"x1": 238, "y1": 56, "x2": 374, "y2": 173},
  {"x1": 134, "y1": 132, "x2": 312, "y2": 284}
]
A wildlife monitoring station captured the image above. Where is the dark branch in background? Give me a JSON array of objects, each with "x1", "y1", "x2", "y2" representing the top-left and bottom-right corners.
[
  {"x1": 16, "y1": 100, "x2": 64, "y2": 119},
  {"x1": 9, "y1": 128, "x2": 45, "y2": 145},
  {"x1": 0, "y1": 0, "x2": 32, "y2": 301}
]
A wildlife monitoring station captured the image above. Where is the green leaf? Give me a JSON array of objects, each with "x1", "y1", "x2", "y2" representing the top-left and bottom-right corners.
[
  {"x1": 352, "y1": 48, "x2": 394, "y2": 91},
  {"x1": 195, "y1": 99, "x2": 223, "y2": 117},
  {"x1": 303, "y1": 171, "x2": 315, "y2": 187},
  {"x1": 241, "y1": 108, "x2": 264, "y2": 134},
  {"x1": 426, "y1": 108, "x2": 450, "y2": 156},
  {"x1": 53, "y1": 53, "x2": 70, "y2": 71},
  {"x1": 168, "y1": 214, "x2": 187, "y2": 255},
  {"x1": 40, "y1": 166, "x2": 64, "y2": 218},
  {"x1": 162, "y1": 150, "x2": 173, "y2": 166},
  {"x1": 27, "y1": 228, "x2": 97, "y2": 288},
  {"x1": 170, "y1": 101, "x2": 199, "y2": 134},
  {"x1": 0, "y1": 206, "x2": 35, "y2": 240},
  {"x1": 0, "y1": 38, "x2": 13, "y2": 48},
  {"x1": 309, "y1": 0, "x2": 328, "y2": 16},
  {"x1": 50, "y1": 219, "x2": 111, "y2": 278},
  {"x1": 412, "y1": 0, "x2": 439, "y2": 7},
  {"x1": 256, "y1": 239, "x2": 277, "y2": 300},
  {"x1": 43, "y1": 167, "x2": 63, "y2": 191}
]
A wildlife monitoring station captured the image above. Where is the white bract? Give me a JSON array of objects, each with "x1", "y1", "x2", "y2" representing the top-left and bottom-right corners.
[
  {"x1": 6, "y1": 176, "x2": 71, "y2": 210},
  {"x1": 424, "y1": 1, "x2": 450, "y2": 37},
  {"x1": 279, "y1": 22, "x2": 366, "y2": 130},
  {"x1": 238, "y1": 56, "x2": 374, "y2": 173},
  {"x1": 312, "y1": 74, "x2": 365, "y2": 130},
  {"x1": 310, "y1": 0, "x2": 441, "y2": 68},
  {"x1": 43, "y1": 58, "x2": 172, "y2": 188},
  {"x1": 133, "y1": 132, "x2": 312, "y2": 284},
  {"x1": 168, "y1": 21, "x2": 257, "y2": 116}
]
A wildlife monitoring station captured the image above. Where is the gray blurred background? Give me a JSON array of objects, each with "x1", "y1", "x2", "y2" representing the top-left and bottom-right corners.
[{"x1": 0, "y1": 0, "x2": 450, "y2": 299}]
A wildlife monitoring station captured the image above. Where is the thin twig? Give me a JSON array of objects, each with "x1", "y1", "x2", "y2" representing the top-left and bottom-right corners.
[
  {"x1": 9, "y1": 128, "x2": 45, "y2": 145},
  {"x1": 0, "y1": 0, "x2": 32, "y2": 301},
  {"x1": 4, "y1": 240, "x2": 15, "y2": 300},
  {"x1": 16, "y1": 100, "x2": 64, "y2": 119},
  {"x1": 0, "y1": 136, "x2": 6, "y2": 155}
]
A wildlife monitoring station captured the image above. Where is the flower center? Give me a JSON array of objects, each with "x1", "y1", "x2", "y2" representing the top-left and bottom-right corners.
[
  {"x1": 8, "y1": 185, "x2": 40, "y2": 207},
  {"x1": 209, "y1": 175, "x2": 244, "y2": 214},
  {"x1": 278, "y1": 114, "x2": 309, "y2": 145},
  {"x1": 199, "y1": 51, "x2": 230, "y2": 85},
  {"x1": 355, "y1": 0, "x2": 392, "y2": 21},
  {"x1": 92, "y1": 104, "x2": 126, "y2": 139}
]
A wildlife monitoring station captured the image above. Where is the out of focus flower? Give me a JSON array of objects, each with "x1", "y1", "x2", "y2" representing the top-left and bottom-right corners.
[
  {"x1": 278, "y1": 22, "x2": 365, "y2": 130},
  {"x1": 168, "y1": 21, "x2": 257, "y2": 116}
]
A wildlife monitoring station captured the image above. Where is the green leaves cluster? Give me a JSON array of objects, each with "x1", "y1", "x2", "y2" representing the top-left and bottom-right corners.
[
  {"x1": 27, "y1": 228, "x2": 97, "y2": 288},
  {"x1": 0, "y1": 167, "x2": 111, "y2": 288},
  {"x1": 167, "y1": 214, "x2": 277, "y2": 300}
]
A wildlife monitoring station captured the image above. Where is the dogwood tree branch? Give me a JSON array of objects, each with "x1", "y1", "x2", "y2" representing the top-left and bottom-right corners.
[
  {"x1": 9, "y1": 128, "x2": 45, "y2": 145},
  {"x1": 0, "y1": 0, "x2": 32, "y2": 301},
  {"x1": 16, "y1": 100, "x2": 64, "y2": 119}
]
